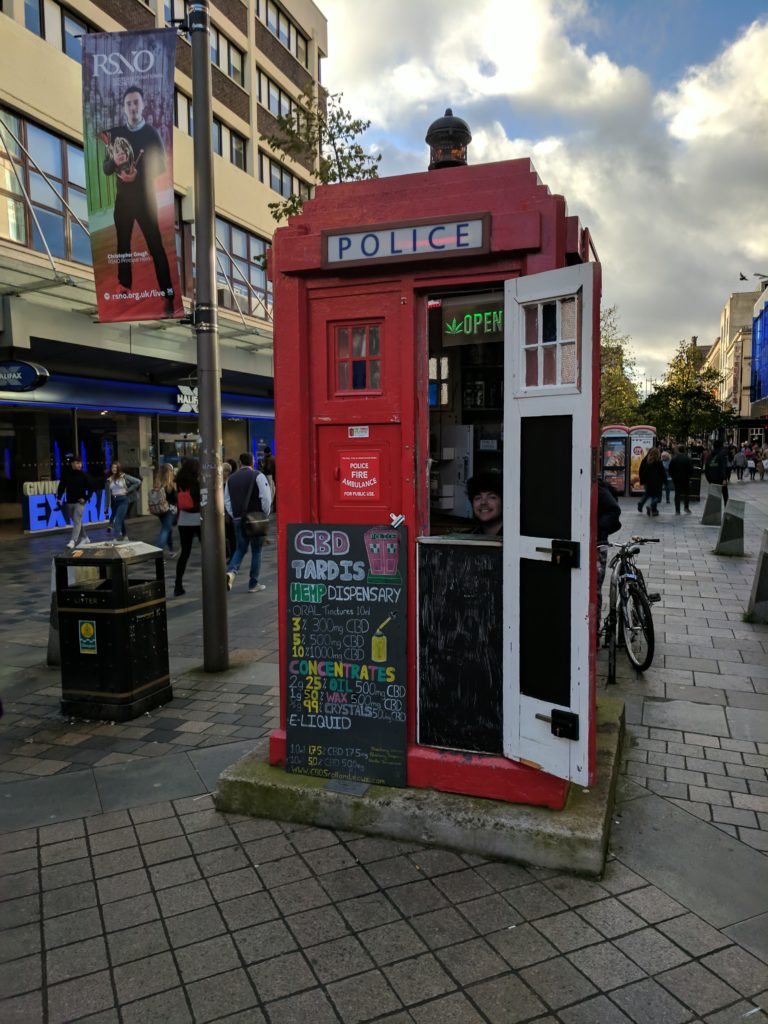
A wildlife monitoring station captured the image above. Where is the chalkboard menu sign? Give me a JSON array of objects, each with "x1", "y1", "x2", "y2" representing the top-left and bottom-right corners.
[{"x1": 286, "y1": 524, "x2": 408, "y2": 787}]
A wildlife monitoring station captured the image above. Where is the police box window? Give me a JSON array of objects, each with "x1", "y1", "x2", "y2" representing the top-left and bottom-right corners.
[{"x1": 333, "y1": 323, "x2": 382, "y2": 393}]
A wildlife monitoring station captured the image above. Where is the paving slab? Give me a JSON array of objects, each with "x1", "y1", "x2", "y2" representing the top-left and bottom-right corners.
[
  {"x1": 642, "y1": 700, "x2": 729, "y2": 737},
  {"x1": 726, "y1": 707, "x2": 768, "y2": 742},
  {"x1": 723, "y1": 910, "x2": 768, "y2": 963},
  {"x1": 610, "y1": 793, "x2": 768, "y2": 929},
  {"x1": 1, "y1": 768, "x2": 101, "y2": 830},
  {"x1": 94, "y1": 754, "x2": 206, "y2": 812}
]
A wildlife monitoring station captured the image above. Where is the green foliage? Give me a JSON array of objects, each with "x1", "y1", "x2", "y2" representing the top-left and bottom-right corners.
[
  {"x1": 638, "y1": 339, "x2": 734, "y2": 443},
  {"x1": 260, "y1": 89, "x2": 382, "y2": 223},
  {"x1": 600, "y1": 306, "x2": 641, "y2": 426}
]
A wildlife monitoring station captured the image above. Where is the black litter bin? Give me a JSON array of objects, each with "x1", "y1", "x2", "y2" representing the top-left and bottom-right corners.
[{"x1": 55, "y1": 541, "x2": 172, "y2": 721}]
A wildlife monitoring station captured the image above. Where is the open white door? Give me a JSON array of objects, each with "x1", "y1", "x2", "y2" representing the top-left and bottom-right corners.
[{"x1": 503, "y1": 264, "x2": 596, "y2": 785}]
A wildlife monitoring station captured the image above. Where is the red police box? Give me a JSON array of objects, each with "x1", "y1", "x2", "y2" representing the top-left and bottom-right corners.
[{"x1": 269, "y1": 152, "x2": 601, "y2": 810}]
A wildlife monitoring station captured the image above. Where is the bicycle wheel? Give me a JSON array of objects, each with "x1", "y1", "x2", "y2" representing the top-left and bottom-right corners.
[{"x1": 622, "y1": 585, "x2": 654, "y2": 671}]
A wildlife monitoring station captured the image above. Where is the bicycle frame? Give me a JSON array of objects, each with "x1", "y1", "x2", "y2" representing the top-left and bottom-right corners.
[{"x1": 603, "y1": 536, "x2": 659, "y2": 684}]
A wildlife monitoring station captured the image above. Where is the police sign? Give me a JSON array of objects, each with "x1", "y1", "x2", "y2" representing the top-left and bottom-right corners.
[{"x1": 323, "y1": 215, "x2": 489, "y2": 268}]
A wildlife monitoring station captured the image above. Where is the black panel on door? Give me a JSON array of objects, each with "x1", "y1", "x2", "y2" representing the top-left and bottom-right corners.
[
  {"x1": 519, "y1": 558, "x2": 571, "y2": 707},
  {"x1": 520, "y1": 415, "x2": 572, "y2": 539}
]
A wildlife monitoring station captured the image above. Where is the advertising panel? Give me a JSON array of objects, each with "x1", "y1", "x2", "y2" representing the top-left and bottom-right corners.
[
  {"x1": 629, "y1": 429, "x2": 656, "y2": 495},
  {"x1": 82, "y1": 29, "x2": 183, "y2": 322}
]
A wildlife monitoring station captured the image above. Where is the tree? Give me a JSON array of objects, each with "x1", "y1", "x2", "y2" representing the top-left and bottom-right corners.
[
  {"x1": 260, "y1": 89, "x2": 382, "y2": 222},
  {"x1": 638, "y1": 339, "x2": 734, "y2": 442},
  {"x1": 600, "y1": 306, "x2": 641, "y2": 426}
]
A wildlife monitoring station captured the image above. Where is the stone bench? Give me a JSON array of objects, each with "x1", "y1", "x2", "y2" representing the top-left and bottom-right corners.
[
  {"x1": 747, "y1": 528, "x2": 768, "y2": 622},
  {"x1": 713, "y1": 497, "x2": 745, "y2": 556}
]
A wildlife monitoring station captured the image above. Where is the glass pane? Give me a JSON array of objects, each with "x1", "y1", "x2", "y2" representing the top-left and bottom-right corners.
[
  {"x1": 229, "y1": 49, "x2": 243, "y2": 84},
  {"x1": 0, "y1": 195, "x2": 26, "y2": 243},
  {"x1": 428, "y1": 357, "x2": 437, "y2": 381},
  {"x1": 369, "y1": 360, "x2": 381, "y2": 389},
  {"x1": 211, "y1": 120, "x2": 222, "y2": 155},
  {"x1": 268, "y1": 81, "x2": 280, "y2": 115},
  {"x1": 297, "y1": 34, "x2": 307, "y2": 66},
  {"x1": 249, "y1": 264, "x2": 265, "y2": 288},
  {"x1": 369, "y1": 325, "x2": 380, "y2": 355},
  {"x1": 232, "y1": 136, "x2": 245, "y2": 169},
  {"x1": 542, "y1": 302, "x2": 557, "y2": 343},
  {"x1": 0, "y1": 156, "x2": 22, "y2": 195},
  {"x1": 231, "y1": 227, "x2": 247, "y2": 257},
  {"x1": 210, "y1": 29, "x2": 220, "y2": 65},
  {"x1": 66, "y1": 144, "x2": 85, "y2": 188},
  {"x1": 30, "y1": 171, "x2": 62, "y2": 210},
  {"x1": 337, "y1": 361, "x2": 349, "y2": 390},
  {"x1": 440, "y1": 356, "x2": 449, "y2": 378},
  {"x1": 278, "y1": 13, "x2": 290, "y2": 46},
  {"x1": 267, "y1": 1, "x2": 278, "y2": 34},
  {"x1": 70, "y1": 223, "x2": 91, "y2": 264},
  {"x1": 336, "y1": 328, "x2": 349, "y2": 357},
  {"x1": 281, "y1": 175, "x2": 292, "y2": 198},
  {"x1": 560, "y1": 343, "x2": 576, "y2": 384},
  {"x1": 560, "y1": 297, "x2": 576, "y2": 340},
  {"x1": 27, "y1": 124, "x2": 62, "y2": 177},
  {"x1": 525, "y1": 348, "x2": 538, "y2": 387},
  {"x1": 0, "y1": 113, "x2": 22, "y2": 157},
  {"x1": 25, "y1": 0, "x2": 42, "y2": 35},
  {"x1": 68, "y1": 189, "x2": 88, "y2": 223},
  {"x1": 31, "y1": 207, "x2": 66, "y2": 258},
  {"x1": 63, "y1": 15, "x2": 84, "y2": 64},
  {"x1": 440, "y1": 382, "x2": 449, "y2": 406},
  {"x1": 270, "y1": 163, "x2": 281, "y2": 193},
  {"x1": 543, "y1": 345, "x2": 556, "y2": 385},
  {"x1": 352, "y1": 361, "x2": 367, "y2": 389},
  {"x1": 233, "y1": 258, "x2": 248, "y2": 287},
  {"x1": 524, "y1": 305, "x2": 538, "y2": 345},
  {"x1": 215, "y1": 218, "x2": 227, "y2": 246},
  {"x1": 351, "y1": 327, "x2": 366, "y2": 357}
]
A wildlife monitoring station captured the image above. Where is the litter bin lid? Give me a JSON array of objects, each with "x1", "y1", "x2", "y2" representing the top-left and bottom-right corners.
[{"x1": 54, "y1": 541, "x2": 163, "y2": 565}]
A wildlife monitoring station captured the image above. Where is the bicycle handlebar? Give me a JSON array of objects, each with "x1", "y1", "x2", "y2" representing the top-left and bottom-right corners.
[{"x1": 629, "y1": 536, "x2": 660, "y2": 544}]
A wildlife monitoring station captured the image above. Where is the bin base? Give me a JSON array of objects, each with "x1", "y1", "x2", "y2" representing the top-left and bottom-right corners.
[{"x1": 61, "y1": 680, "x2": 173, "y2": 723}]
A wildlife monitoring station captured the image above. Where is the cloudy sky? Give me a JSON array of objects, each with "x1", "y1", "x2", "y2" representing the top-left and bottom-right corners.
[{"x1": 318, "y1": 0, "x2": 768, "y2": 383}]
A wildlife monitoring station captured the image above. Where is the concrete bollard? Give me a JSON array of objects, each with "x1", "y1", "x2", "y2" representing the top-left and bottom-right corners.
[
  {"x1": 748, "y1": 529, "x2": 768, "y2": 622},
  {"x1": 701, "y1": 483, "x2": 723, "y2": 526},
  {"x1": 714, "y1": 498, "x2": 745, "y2": 556}
]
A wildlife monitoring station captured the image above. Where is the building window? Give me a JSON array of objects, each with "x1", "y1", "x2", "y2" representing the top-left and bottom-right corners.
[
  {"x1": 215, "y1": 217, "x2": 272, "y2": 318},
  {"x1": 230, "y1": 132, "x2": 246, "y2": 170},
  {"x1": 334, "y1": 323, "x2": 382, "y2": 392},
  {"x1": 174, "y1": 91, "x2": 193, "y2": 135},
  {"x1": 164, "y1": 0, "x2": 189, "y2": 21},
  {"x1": 0, "y1": 108, "x2": 90, "y2": 264},
  {"x1": 259, "y1": 151, "x2": 310, "y2": 200},
  {"x1": 208, "y1": 25, "x2": 245, "y2": 87},
  {"x1": 23, "y1": 1, "x2": 91, "y2": 64},
  {"x1": 257, "y1": 69, "x2": 300, "y2": 120},
  {"x1": 263, "y1": 0, "x2": 309, "y2": 69}
]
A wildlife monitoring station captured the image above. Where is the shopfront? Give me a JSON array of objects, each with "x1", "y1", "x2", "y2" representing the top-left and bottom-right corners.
[{"x1": 0, "y1": 374, "x2": 274, "y2": 531}]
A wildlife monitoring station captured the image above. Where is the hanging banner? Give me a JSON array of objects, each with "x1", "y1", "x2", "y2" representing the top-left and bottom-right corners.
[{"x1": 82, "y1": 29, "x2": 183, "y2": 322}]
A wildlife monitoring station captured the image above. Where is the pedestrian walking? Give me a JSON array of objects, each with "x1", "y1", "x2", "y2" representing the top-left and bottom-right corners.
[
  {"x1": 56, "y1": 456, "x2": 95, "y2": 548},
  {"x1": 149, "y1": 463, "x2": 177, "y2": 557},
  {"x1": 705, "y1": 439, "x2": 730, "y2": 506},
  {"x1": 261, "y1": 445, "x2": 276, "y2": 506},
  {"x1": 639, "y1": 448, "x2": 665, "y2": 516},
  {"x1": 759, "y1": 446, "x2": 768, "y2": 482},
  {"x1": 734, "y1": 448, "x2": 747, "y2": 481},
  {"x1": 661, "y1": 450, "x2": 673, "y2": 504},
  {"x1": 225, "y1": 452, "x2": 271, "y2": 594},
  {"x1": 747, "y1": 446, "x2": 758, "y2": 481},
  {"x1": 106, "y1": 462, "x2": 141, "y2": 541},
  {"x1": 669, "y1": 445, "x2": 694, "y2": 514},
  {"x1": 173, "y1": 458, "x2": 201, "y2": 597}
]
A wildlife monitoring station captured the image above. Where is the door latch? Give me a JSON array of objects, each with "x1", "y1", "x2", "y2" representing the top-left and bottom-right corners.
[
  {"x1": 534, "y1": 539, "x2": 580, "y2": 568},
  {"x1": 535, "y1": 709, "x2": 580, "y2": 740}
]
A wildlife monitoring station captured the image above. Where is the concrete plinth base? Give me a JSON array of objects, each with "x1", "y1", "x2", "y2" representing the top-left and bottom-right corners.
[
  {"x1": 748, "y1": 528, "x2": 768, "y2": 623},
  {"x1": 714, "y1": 498, "x2": 745, "y2": 556},
  {"x1": 701, "y1": 483, "x2": 723, "y2": 525},
  {"x1": 216, "y1": 698, "x2": 624, "y2": 877}
]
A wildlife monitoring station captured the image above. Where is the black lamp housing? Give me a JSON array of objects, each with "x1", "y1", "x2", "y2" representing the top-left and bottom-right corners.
[{"x1": 426, "y1": 108, "x2": 472, "y2": 170}]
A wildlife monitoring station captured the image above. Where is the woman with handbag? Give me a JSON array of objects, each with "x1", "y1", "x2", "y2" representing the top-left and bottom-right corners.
[
  {"x1": 224, "y1": 452, "x2": 271, "y2": 594},
  {"x1": 150, "y1": 463, "x2": 178, "y2": 557},
  {"x1": 174, "y1": 458, "x2": 201, "y2": 597},
  {"x1": 106, "y1": 462, "x2": 142, "y2": 541}
]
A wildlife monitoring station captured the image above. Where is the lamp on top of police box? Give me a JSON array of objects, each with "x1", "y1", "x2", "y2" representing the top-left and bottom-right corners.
[{"x1": 426, "y1": 108, "x2": 472, "y2": 170}]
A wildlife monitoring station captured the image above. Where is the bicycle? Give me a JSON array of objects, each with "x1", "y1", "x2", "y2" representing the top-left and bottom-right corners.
[{"x1": 602, "y1": 536, "x2": 661, "y2": 684}]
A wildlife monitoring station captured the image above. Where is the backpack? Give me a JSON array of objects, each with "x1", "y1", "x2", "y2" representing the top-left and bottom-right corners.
[
  {"x1": 177, "y1": 488, "x2": 195, "y2": 511},
  {"x1": 148, "y1": 487, "x2": 169, "y2": 515}
]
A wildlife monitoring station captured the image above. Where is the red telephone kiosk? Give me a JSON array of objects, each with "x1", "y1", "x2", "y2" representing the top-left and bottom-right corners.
[{"x1": 269, "y1": 113, "x2": 601, "y2": 811}]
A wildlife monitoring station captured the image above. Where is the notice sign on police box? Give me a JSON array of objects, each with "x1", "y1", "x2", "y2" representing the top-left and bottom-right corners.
[
  {"x1": 339, "y1": 454, "x2": 381, "y2": 501},
  {"x1": 286, "y1": 523, "x2": 408, "y2": 787}
]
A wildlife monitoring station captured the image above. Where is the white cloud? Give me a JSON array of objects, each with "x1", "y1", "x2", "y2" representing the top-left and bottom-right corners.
[{"x1": 319, "y1": 1, "x2": 768, "y2": 380}]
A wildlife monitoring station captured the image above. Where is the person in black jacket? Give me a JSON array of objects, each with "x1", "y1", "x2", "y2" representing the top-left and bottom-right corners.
[
  {"x1": 56, "y1": 457, "x2": 94, "y2": 549},
  {"x1": 225, "y1": 453, "x2": 272, "y2": 593},
  {"x1": 669, "y1": 445, "x2": 694, "y2": 514},
  {"x1": 706, "y1": 439, "x2": 730, "y2": 506},
  {"x1": 639, "y1": 448, "x2": 666, "y2": 516}
]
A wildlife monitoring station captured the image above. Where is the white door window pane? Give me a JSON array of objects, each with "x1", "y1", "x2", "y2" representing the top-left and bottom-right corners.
[
  {"x1": 560, "y1": 296, "x2": 576, "y2": 339},
  {"x1": 560, "y1": 343, "x2": 576, "y2": 384}
]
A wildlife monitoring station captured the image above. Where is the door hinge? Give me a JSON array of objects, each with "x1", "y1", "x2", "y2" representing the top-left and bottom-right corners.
[{"x1": 535, "y1": 709, "x2": 580, "y2": 740}]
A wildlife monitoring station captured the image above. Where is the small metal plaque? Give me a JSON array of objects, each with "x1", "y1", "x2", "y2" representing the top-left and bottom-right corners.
[{"x1": 325, "y1": 779, "x2": 370, "y2": 796}]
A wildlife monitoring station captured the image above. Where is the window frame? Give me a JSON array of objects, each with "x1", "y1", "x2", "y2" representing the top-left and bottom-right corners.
[
  {"x1": 263, "y1": 0, "x2": 309, "y2": 68},
  {"x1": 258, "y1": 150, "x2": 311, "y2": 201},
  {"x1": 214, "y1": 215, "x2": 272, "y2": 319},
  {"x1": 332, "y1": 321, "x2": 384, "y2": 396}
]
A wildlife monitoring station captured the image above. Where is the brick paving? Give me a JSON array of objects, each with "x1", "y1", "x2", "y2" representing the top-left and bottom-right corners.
[{"x1": 0, "y1": 495, "x2": 767, "y2": 1022}]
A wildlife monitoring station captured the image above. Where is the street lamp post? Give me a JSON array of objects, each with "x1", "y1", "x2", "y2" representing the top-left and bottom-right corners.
[{"x1": 189, "y1": 1, "x2": 228, "y2": 671}]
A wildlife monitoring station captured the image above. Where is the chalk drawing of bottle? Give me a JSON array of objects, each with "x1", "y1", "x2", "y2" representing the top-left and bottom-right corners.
[{"x1": 371, "y1": 614, "x2": 395, "y2": 663}]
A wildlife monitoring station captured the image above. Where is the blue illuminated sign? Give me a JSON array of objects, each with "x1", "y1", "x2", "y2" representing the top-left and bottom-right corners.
[
  {"x1": 23, "y1": 490, "x2": 109, "y2": 533},
  {"x1": 0, "y1": 360, "x2": 49, "y2": 392}
]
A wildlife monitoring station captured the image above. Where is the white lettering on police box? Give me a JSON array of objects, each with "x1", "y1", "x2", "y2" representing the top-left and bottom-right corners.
[{"x1": 327, "y1": 219, "x2": 485, "y2": 265}]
